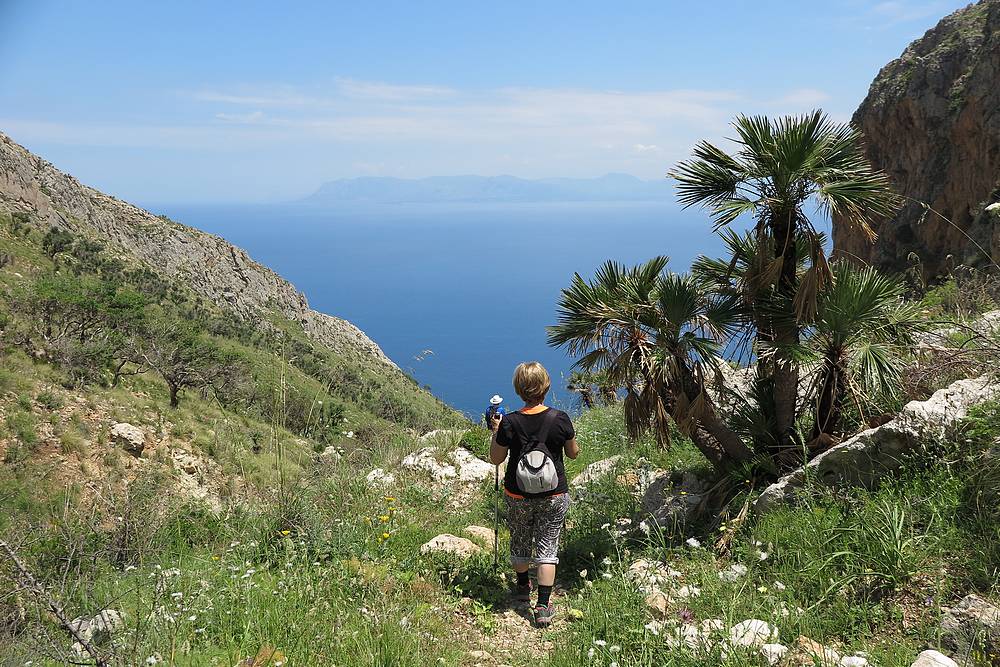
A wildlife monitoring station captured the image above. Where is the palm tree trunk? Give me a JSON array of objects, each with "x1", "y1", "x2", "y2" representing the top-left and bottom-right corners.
[
  {"x1": 771, "y1": 208, "x2": 800, "y2": 447},
  {"x1": 811, "y1": 351, "x2": 845, "y2": 441},
  {"x1": 676, "y1": 363, "x2": 754, "y2": 467}
]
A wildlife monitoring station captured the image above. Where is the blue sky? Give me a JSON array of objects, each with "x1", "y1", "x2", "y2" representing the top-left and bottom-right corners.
[{"x1": 0, "y1": 0, "x2": 969, "y2": 203}]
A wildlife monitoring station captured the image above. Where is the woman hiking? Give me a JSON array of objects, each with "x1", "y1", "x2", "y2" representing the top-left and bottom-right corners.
[{"x1": 488, "y1": 361, "x2": 579, "y2": 627}]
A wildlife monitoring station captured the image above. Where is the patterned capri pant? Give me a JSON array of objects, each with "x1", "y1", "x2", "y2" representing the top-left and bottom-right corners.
[{"x1": 505, "y1": 493, "x2": 570, "y2": 566}]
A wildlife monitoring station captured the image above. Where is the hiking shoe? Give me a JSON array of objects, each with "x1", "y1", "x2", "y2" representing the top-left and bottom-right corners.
[
  {"x1": 511, "y1": 581, "x2": 532, "y2": 603},
  {"x1": 533, "y1": 603, "x2": 555, "y2": 627}
]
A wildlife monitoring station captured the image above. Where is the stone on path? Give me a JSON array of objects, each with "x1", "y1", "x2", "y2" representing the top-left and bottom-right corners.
[{"x1": 419, "y1": 534, "x2": 483, "y2": 559}]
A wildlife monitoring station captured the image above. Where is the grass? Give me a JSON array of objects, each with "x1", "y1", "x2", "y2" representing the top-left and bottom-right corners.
[{"x1": 2, "y1": 400, "x2": 999, "y2": 665}]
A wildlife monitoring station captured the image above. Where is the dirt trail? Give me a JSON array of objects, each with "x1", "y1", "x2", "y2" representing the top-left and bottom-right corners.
[{"x1": 454, "y1": 588, "x2": 571, "y2": 667}]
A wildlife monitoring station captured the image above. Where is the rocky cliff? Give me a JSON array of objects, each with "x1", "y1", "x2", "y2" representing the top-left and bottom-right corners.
[
  {"x1": 832, "y1": 0, "x2": 1000, "y2": 279},
  {"x1": 0, "y1": 131, "x2": 397, "y2": 370}
]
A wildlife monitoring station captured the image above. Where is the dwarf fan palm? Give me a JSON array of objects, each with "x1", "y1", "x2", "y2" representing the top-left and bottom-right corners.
[
  {"x1": 547, "y1": 257, "x2": 752, "y2": 469},
  {"x1": 671, "y1": 111, "x2": 900, "y2": 448},
  {"x1": 806, "y1": 262, "x2": 926, "y2": 442}
]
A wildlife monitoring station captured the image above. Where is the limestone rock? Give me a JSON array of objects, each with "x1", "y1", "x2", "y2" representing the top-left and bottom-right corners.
[
  {"x1": 761, "y1": 643, "x2": 788, "y2": 666},
  {"x1": 940, "y1": 593, "x2": 1000, "y2": 657},
  {"x1": 418, "y1": 429, "x2": 464, "y2": 445},
  {"x1": 570, "y1": 455, "x2": 623, "y2": 489},
  {"x1": 729, "y1": 619, "x2": 778, "y2": 649},
  {"x1": 638, "y1": 470, "x2": 706, "y2": 531},
  {"x1": 318, "y1": 446, "x2": 342, "y2": 463},
  {"x1": 365, "y1": 468, "x2": 396, "y2": 489},
  {"x1": 756, "y1": 376, "x2": 1000, "y2": 514},
  {"x1": 831, "y1": 2, "x2": 1000, "y2": 279},
  {"x1": 463, "y1": 525, "x2": 496, "y2": 546},
  {"x1": 400, "y1": 447, "x2": 494, "y2": 486},
  {"x1": 626, "y1": 559, "x2": 681, "y2": 595},
  {"x1": 910, "y1": 650, "x2": 958, "y2": 667},
  {"x1": 644, "y1": 591, "x2": 670, "y2": 618},
  {"x1": 839, "y1": 657, "x2": 869, "y2": 667},
  {"x1": 419, "y1": 534, "x2": 483, "y2": 559},
  {"x1": 783, "y1": 636, "x2": 841, "y2": 666},
  {"x1": 68, "y1": 608, "x2": 124, "y2": 647},
  {"x1": 110, "y1": 422, "x2": 147, "y2": 456}
]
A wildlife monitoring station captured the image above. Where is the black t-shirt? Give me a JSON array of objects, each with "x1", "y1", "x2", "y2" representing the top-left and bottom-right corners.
[{"x1": 496, "y1": 408, "x2": 575, "y2": 498}]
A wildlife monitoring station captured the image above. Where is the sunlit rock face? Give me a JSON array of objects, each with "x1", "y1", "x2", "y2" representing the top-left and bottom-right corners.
[{"x1": 832, "y1": 1, "x2": 1000, "y2": 280}]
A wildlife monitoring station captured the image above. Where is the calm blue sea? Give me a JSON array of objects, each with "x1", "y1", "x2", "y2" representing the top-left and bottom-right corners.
[{"x1": 152, "y1": 201, "x2": 732, "y2": 418}]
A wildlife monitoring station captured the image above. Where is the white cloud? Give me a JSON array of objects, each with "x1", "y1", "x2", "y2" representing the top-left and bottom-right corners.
[
  {"x1": 215, "y1": 110, "x2": 266, "y2": 123},
  {"x1": 2, "y1": 78, "x2": 843, "y2": 185},
  {"x1": 334, "y1": 77, "x2": 456, "y2": 101}
]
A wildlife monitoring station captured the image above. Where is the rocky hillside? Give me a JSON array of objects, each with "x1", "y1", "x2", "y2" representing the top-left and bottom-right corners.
[
  {"x1": 0, "y1": 131, "x2": 395, "y2": 368},
  {"x1": 832, "y1": 0, "x2": 1000, "y2": 279}
]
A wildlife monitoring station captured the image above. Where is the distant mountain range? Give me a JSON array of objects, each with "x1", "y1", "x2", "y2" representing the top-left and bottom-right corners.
[{"x1": 300, "y1": 173, "x2": 674, "y2": 205}]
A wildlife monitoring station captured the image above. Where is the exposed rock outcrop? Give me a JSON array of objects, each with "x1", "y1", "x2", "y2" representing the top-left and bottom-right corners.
[
  {"x1": 832, "y1": 1, "x2": 1000, "y2": 279},
  {"x1": 755, "y1": 375, "x2": 1000, "y2": 513},
  {"x1": 0, "y1": 132, "x2": 397, "y2": 369}
]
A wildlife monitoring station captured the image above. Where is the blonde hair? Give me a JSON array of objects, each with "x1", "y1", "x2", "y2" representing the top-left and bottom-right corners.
[{"x1": 513, "y1": 361, "x2": 551, "y2": 404}]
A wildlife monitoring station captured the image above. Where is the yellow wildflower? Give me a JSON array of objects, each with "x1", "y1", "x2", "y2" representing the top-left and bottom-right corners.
[
  {"x1": 384, "y1": 496, "x2": 396, "y2": 502},
  {"x1": 382, "y1": 532, "x2": 390, "y2": 539},
  {"x1": 379, "y1": 515, "x2": 390, "y2": 522},
  {"x1": 280, "y1": 530, "x2": 290, "y2": 536},
  {"x1": 211, "y1": 555, "x2": 220, "y2": 561}
]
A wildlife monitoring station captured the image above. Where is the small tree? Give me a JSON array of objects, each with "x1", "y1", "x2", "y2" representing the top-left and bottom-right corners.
[
  {"x1": 138, "y1": 319, "x2": 231, "y2": 408},
  {"x1": 41, "y1": 226, "x2": 74, "y2": 260}
]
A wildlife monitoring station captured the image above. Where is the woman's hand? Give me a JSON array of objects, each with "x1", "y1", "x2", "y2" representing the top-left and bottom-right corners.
[{"x1": 489, "y1": 413, "x2": 503, "y2": 432}]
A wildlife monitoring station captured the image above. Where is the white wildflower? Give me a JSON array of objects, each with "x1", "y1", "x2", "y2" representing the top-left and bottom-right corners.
[
  {"x1": 593, "y1": 639, "x2": 607, "y2": 647},
  {"x1": 774, "y1": 581, "x2": 786, "y2": 591},
  {"x1": 685, "y1": 537, "x2": 702, "y2": 548}
]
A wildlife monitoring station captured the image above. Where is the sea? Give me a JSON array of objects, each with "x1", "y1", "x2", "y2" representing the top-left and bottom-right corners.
[{"x1": 152, "y1": 201, "x2": 738, "y2": 419}]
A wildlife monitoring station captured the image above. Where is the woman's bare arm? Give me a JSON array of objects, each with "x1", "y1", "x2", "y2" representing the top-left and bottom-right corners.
[
  {"x1": 489, "y1": 415, "x2": 508, "y2": 465},
  {"x1": 564, "y1": 437, "x2": 579, "y2": 460}
]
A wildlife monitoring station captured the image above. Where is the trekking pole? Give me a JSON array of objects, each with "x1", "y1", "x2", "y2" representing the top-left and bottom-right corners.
[
  {"x1": 493, "y1": 463, "x2": 500, "y2": 572},
  {"x1": 489, "y1": 425, "x2": 500, "y2": 573}
]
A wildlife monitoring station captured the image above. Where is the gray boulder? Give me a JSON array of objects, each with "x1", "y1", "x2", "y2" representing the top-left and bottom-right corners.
[
  {"x1": 940, "y1": 594, "x2": 1000, "y2": 659},
  {"x1": 755, "y1": 376, "x2": 1000, "y2": 514},
  {"x1": 910, "y1": 650, "x2": 958, "y2": 667}
]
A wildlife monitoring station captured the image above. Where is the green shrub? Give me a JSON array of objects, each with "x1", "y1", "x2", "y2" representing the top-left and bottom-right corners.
[
  {"x1": 459, "y1": 425, "x2": 491, "y2": 459},
  {"x1": 6, "y1": 411, "x2": 38, "y2": 447},
  {"x1": 35, "y1": 390, "x2": 63, "y2": 410}
]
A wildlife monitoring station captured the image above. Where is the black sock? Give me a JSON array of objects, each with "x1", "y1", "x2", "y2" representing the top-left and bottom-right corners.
[
  {"x1": 516, "y1": 571, "x2": 530, "y2": 587},
  {"x1": 537, "y1": 584, "x2": 553, "y2": 607}
]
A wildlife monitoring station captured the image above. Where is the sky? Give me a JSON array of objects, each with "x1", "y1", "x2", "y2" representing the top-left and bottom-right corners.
[{"x1": 0, "y1": 0, "x2": 972, "y2": 203}]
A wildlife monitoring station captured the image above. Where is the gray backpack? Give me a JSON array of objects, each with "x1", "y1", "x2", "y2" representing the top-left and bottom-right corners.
[{"x1": 512, "y1": 410, "x2": 559, "y2": 494}]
